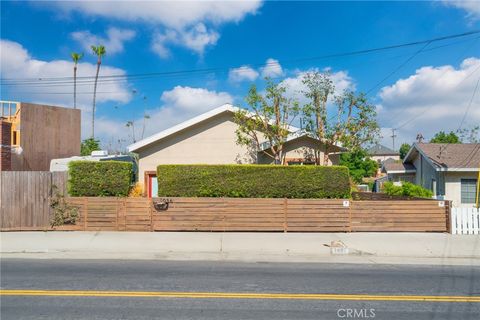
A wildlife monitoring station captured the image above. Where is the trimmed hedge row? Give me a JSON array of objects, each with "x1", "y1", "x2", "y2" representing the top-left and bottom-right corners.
[
  {"x1": 157, "y1": 165, "x2": 351, "y2": 199},
  {"x1": 68, "y1": 161, "x2": 133, "y2": 197}
]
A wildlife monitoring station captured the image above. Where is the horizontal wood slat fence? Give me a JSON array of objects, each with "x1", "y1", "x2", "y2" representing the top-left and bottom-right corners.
[{"x1": 1, "y1": 196, "x2": 449, "y2": 232}]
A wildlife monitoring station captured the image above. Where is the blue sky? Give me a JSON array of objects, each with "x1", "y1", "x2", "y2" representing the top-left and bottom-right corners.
[{"x1": 1, "y1": 1, "x2": 479, "y2": 150}]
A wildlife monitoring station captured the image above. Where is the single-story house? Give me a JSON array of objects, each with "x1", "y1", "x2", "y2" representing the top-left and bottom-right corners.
[
  {"x1": 127, "y1": 104, "x2": 344, "y2": 197},
  {"x1": 367, "y1": 144, "x2": 400, "y2": 164},
  {"x1": 381, "y1": 143, "x2": 479, "y2": 207}
]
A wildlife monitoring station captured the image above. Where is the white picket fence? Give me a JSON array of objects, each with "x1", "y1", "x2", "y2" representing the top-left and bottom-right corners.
[{"x1": 451, "y1": 207, "x2": 480, "y2": 234}]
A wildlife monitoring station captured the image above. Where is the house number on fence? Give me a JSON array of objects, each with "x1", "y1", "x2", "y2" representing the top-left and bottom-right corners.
[
  {"x1": 153, "y1": 198, "x2": 173, "y2": 211},
  {"x1": 343, "y1": 200, "x2": 350, "y2": 207}
]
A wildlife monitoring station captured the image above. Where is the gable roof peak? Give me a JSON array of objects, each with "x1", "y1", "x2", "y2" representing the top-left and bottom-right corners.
[{"x1": 367, "y1": 143, "x2": 398, "y2": 156}]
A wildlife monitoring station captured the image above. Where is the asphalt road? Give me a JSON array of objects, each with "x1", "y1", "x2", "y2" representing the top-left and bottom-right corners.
[{"x1": 1, "y1": 259, "x2": 479, "y2": 320}]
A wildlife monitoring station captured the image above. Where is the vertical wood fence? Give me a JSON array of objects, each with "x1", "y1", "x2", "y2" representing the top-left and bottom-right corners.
[
  {"x1": 451, "y1": 207, "x2": 480, "y2": 235},
  {"x1": 0, "y1": 171, "x2": 67, "y2": 230}
]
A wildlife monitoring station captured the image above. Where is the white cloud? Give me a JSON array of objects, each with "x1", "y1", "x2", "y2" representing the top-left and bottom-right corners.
[
  {"x1": 50, "y1": 1, "x2": 262, "y2": 28},
  {"x1": 47, "y1": 1, "x2": 262, "y2": 57},
  {"x1": 377, "y1": 57, "x2": 480, "y2": 145},
  {"x1": 71, "y1": 27, "x2": 136, "y2": 55},
  {"x1": 94, "y1": 86, "x2": 234, "y2": 148},
  {"x1": 151, "y1": 23, "x2": 219, "y2": 58},
  {"x1": 228, "y1": 66, "x2": 259, "y2": 82},
  {"x1": 442, "y1": 1, "x2": 480, "y2": 20},
  {"x1": 260, "y1": 58, "x2": 283, "y2": 78},
  {"x1": 160, "y1": 86, "x2": 233, "y2": 112},
  {"x1": 0, "y1": 39, "x2": 132, "y2": 140},
  {"x1": 0, "y1": 39, "x2": 131, "y2": 107}
]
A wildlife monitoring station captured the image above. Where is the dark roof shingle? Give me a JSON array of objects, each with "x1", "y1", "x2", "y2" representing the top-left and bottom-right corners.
[
  {"x1": 416, "y1": 143, "x2": 480, "y2": 169},
  {"x1": 383, "y1": 161, "x2": 416, "y2": 173}
]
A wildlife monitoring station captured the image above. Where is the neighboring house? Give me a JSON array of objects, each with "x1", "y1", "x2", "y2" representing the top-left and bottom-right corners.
[
  {"x1": 0, "y1": 101, "x2": 81, "y2": 171},
  {"x1": 127, "y1": 104, "x2": 344, "y2": 197},
  {"x1": 367, "y1": 144, "x2": 400, "y2": 164},
  {"x1": 381, "y1": 161, "x2": 416, "y2": 183},
  {"x1": 382, "y1": 143, "x2": 479, "y2": 207}
]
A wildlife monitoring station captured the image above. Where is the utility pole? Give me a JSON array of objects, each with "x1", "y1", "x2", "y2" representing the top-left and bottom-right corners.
[
  {"x1": 416, "y1": 133, "x2": 424, "y2": 143},
  {"x1": 391, "y1": 128, "x2": 397, "y2": 151},
  {"x1": 476, "y1": 162, "x2": 479, "y2": 209}
]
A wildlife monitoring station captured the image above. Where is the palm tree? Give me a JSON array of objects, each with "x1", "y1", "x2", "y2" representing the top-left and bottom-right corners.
[
  {"x1": 126, "y1": 121, "x2": 136, "y2": 143},
  {"x1": 141, "y1": 114, "x2": 151, "y2": 139},
  {"x1": 90, "y1": 45, "x2": 106, "y2": 138},
  {"x1": 71, "y1": 52, "x2": 83, "y2": 109}
]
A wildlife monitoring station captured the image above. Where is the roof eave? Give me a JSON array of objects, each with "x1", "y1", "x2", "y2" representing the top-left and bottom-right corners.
[
  {"x1": 437, "y1": 167, "x2": 480, "y2": 172},
  {"x1": 128, "y1": 103, "x2": 300, "y2": 152}
]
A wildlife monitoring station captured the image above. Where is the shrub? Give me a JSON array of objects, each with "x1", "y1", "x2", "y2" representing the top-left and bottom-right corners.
[
  {"x1": 339, "y1": 150, "x2": 378, "y2": 183},
  {"x1": 157, "y1": 164, "x2": 351, "y2": 199},
  {"x1": 383, "y1": 181, "x2": 433, "y2": 198},
  {"x1": 50, "y1": 186, "x2": 79, "y2": 226},
  {"x1": 128, "y1": 182, "x2": 143, "y2": 197},
  {"x1": 68, "y1": 161, "x2": 133, "y2": 197}
]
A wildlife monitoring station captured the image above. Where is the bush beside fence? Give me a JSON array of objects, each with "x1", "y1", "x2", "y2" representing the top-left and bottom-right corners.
[
  {"x1": 156, "y1": 164, "x2": 351, "y2": 199},
  {"x1": 68, "y1": 161, "x2": 133, "y2": 197}
]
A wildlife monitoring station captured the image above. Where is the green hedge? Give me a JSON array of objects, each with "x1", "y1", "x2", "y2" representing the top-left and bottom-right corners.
[
  {"x1": 157, "y1": 165, "x2": 351, "y2": 199},
  {"x1": 68, "y1": 161, "x2": 133, "y2": 197},
  {"x1": 383, "y1": 181, "x2": 433, "y2": 198}
]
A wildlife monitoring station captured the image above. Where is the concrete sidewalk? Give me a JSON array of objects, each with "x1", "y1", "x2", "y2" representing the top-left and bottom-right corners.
[{"x1": 1, "y1": 232, "x2": 479, "y2": 266}]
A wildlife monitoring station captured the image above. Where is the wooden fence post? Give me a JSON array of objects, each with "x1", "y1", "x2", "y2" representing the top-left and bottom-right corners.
[
  {"x1": 348, "y1": 200, "x2": 352, "y2": 233},
  {"x1": 446, "y1": 200, "x2": 451, "y2": 234},
  {"x1": 283, "y1": 198, "x2": 288, "y2": 233},
  {"x1": 83, "y1": 197, "x2": 88, "y2": 231},
  {"x1": 150, "y1": 198, "x2": 154, "y2": 232}
]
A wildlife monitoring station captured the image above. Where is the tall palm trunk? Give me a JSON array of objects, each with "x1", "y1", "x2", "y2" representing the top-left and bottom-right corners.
[
  {"x1": 73, "y1": 64, "x2": 77, "y2": 109},
  {"x1": 91, "y1": 59, "x2": 101, "y2": 138}
]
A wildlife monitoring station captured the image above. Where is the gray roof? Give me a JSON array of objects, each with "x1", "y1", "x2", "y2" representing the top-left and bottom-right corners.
[
  {"x1": 367, "y1": 144, "x2": 398, "y2": 156},
  {"x1": 411, "y1": 143, "x2": 480, "y2": 169},
  {"x1": 382, "y1": 161, "x2": 416, "y2": 173}
]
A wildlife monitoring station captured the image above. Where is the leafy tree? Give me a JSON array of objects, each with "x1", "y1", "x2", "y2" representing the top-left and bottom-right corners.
[
  {"x1": 458, "y1": 126, "x2": 479, "y2": 143},
  {"x1": 301, "y1": 71, "x2": 379, "y2": 165},
  {"x1": 430, "y1": 131, "x2": 460, "y2": 143},
  {"x1": 339, "y1": 149, "x2": 378, "y2": 183},
  {"x1": 80, "y1": 138, "x2": 100, "y2": 156},
  {"x1": 234, "y1": 78, "x2": 300, "y2": 165},
  {"x1": 399, "y1": 143, "x2": 411, "y2": 160},
  {"x1": 70, "y1": 52, "x2": 83, "y2": 109},
  {"x1": 90, "y1": 45, "x2": 106, "y2": 138}
]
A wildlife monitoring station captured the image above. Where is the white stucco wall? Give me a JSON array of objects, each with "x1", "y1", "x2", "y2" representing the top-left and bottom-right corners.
[
  {"x1": 444, "y1": 171, "x2": 479, "y2": 208},
  {"x1": 136, "y1": 112, "x2": 256, "y2": 182}
]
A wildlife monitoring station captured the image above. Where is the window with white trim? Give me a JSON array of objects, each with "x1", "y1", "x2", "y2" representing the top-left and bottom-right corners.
[{"x1": 461, "y1": 179, "x2": 477, "y2": 204}]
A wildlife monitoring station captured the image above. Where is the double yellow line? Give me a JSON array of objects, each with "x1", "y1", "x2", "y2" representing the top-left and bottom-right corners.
[{"x1": 1, "y1": 289, "x2": 479, "y2": 303}]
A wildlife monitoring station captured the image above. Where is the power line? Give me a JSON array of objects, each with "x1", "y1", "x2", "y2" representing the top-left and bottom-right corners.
[
  {"x1": 457, "y1": 75, "x2": 480, "y2": 131},
  {"x1": 2, "y1": 29, "x2": 479, "y2": 86},
  {"x1": 366, "y1": 41, "x2": 431, "y2": 95},
  {"x1": 394, "y1": 63, "x2": 480, "y2": 131}
]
